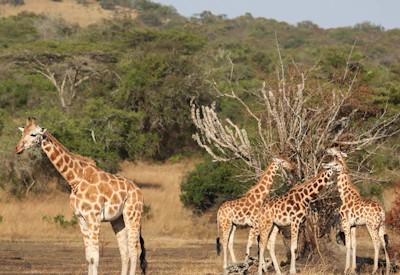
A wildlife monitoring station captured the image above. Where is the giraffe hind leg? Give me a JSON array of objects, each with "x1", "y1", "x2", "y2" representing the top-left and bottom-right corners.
[
  {"x1": 228, "y1": 224, "x2": 237, "y2": 264},
  {"x1": 123, "y1": 200, "x2": 143, "y2": 275},
  {"x1": 366, "y1": 223, "x2": 380, "y2": 274},
  {"x1": 111, "y1": 215, "x2": 129, "y2": 275},
  {"x1": 379, "y1": 225, "x2": 390, "y2": 275}
]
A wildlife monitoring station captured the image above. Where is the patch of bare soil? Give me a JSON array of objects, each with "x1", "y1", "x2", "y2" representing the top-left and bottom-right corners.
[{"x1": 0, "y1": 240, "x2": 220, "y2": 275}]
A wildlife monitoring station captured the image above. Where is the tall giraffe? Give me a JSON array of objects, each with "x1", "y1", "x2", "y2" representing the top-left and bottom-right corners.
[
  {"x1": 255, "y1": 165, "x2": 337, "y2": 275},
  {"x1": 15, "y1": 118, "x2": 147, "y2": 275},
  {"x1": 216, "y1": 158, "x2": 294, "y2": 271},
  {"x1": 326, "y1": 148, "x2": 390, "y2": 275}
]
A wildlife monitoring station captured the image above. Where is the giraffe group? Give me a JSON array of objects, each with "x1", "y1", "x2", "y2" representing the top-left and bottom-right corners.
[
  {"x1": 14, "y1": 118, "x2": 392, "y2": 275},
  {"x1": 216, "y1": 148, "x2": 391, "y2": 275},
  {"x1": 16, "y1": 118, "x2": 146, "y2": 275}
]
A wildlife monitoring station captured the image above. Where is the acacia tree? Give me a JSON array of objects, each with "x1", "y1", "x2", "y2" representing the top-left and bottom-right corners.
[
  {"x1": 191, "y1": 48, "x2": 400, "y2": 260},
  {"x1": 32, "y1": 57, "x2": 98, "y2": 109}
]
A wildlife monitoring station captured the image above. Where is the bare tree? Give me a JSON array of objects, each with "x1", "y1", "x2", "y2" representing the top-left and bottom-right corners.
[{"x1": 191, "y1": 52, "x2": 400, "y2": 184}]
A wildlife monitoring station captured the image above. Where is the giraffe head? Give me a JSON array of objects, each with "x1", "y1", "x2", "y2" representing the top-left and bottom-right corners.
[
  {"x1": 322, "y1": 158, "x2": 344, "y2": 174},
  {"x1": 326, "y1": 147, "x2": 348, "y2": 159},
  {"x1": 15, "y1": 117, "x2": 47, "y2": 154},
  {"x1": 272, "y1": 157, "x2": 295, "y2": 172}
]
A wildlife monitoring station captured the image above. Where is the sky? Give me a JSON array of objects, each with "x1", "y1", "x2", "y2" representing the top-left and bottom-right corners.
[{"x1": 153, "y1": 0, "x2": 400, "y2": 30}]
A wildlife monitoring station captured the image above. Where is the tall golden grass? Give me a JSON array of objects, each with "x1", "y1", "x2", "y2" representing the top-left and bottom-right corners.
[{"x1": 0, "y1": 159, "x2": 215, "y2": 243}]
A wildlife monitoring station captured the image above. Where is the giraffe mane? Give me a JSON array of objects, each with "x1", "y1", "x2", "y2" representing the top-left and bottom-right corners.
[{"x1": 45, "y1": 131, "x2": 97, "y2": 166}]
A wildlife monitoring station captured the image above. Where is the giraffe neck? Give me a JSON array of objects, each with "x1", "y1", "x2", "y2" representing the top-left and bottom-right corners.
[
  {"x1": 336, "y1": 170, "x2": 360, "y2": 202},
  {"x1": 246, "y1": 162, "x2": 279, "y2": 203},
  {"x1": 334, "y1": 155, "x2": 360, "y2": 201},
  {"x1": 40, "y1": 132, "x2": 92, "y2": 191},
  {"x1": 301, "y1": 169, "x2": 333, "y2": 202}
]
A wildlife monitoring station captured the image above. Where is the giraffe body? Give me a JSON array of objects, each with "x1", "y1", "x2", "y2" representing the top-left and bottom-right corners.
[
  {"x1": 16, "y1": 118, "x2": 146, "y2": 275},
  {"x1": 255, "y1": 168, "x2": 335, "y2": 275},
  {"x1": 216, "y1": 158, "x2": 294, "y2": 271},
  {"x1": 326, "y1": 148, "x2": 390, "y2": 275}
]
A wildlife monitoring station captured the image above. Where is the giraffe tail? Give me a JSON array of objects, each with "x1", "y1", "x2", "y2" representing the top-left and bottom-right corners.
[
  {"x1": 139, "y1": 229, "x2": 147, "y2": 275},
  {"x1": 384, "y1": 233, "x2": 389, "y2": 248},
  {"x1": 216, "y1": 237, "x2": 221, "y2": 256},
  {"x1": 216, "y1": 216, "x2": 221, "y2": 256}
]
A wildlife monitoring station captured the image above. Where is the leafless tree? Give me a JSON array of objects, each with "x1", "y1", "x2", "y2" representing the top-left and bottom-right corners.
[{"x1": 191, "y1": 50, "x2": 400, "y2": 184}]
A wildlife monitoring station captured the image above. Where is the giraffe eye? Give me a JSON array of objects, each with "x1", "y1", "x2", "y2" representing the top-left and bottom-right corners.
[{"x1": 30, "y1": 134, "x2": 37, "y2": 137}]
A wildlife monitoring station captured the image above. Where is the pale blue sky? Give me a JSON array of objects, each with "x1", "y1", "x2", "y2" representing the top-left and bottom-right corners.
[{"x1": 154, "y1": 0, "x2": 399, "y2": 29}]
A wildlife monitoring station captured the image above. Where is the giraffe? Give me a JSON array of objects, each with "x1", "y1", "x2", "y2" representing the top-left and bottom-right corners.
[
  {"x1": 216, "y1": 158, "x2": 295, "y2": 271},
  {"x1": 15, "y1": 118, "x2": 147, "y2": 275},
  {"x1": 326, "y1": 148, "x2": 390, "y2": 275},
  {"x1": 255, "y1": 164, "x2": 337, "y2": 275}
]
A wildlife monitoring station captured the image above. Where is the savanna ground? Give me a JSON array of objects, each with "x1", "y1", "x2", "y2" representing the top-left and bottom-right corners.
[{"x1": 0, "y1": 160, "x2": 398, "y2": 274}]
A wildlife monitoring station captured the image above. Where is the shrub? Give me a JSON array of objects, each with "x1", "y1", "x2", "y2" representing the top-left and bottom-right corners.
[
  {"x1": 42, "y1": 214, "x2": 78, "y2": 228},
  {"x1": 180, "y1": 159, "x2": 251, "y2": 212}
]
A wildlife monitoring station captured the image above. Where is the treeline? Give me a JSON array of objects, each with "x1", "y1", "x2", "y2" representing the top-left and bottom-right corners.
[{"x1": 0, "y1": 1, "x2": 399, "y2": 197}]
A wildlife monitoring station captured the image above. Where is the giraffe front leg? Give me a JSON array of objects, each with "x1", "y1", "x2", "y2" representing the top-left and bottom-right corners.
[
  {"x1": 267, "y1": 225, "x2": 280, "y2": 274},
  {"x1": 257, "y1": 229, "x2": 269, "y2": 275},
  {"x1": 111, "y1": 215, "x2": 129, "y2": 275},
  {"x1": 289, "y1": 221, "x2": 300, "y2": 274},
  {"x1": 245, "y1": 227, "x2": 257, "y2": 261},
  {"x1": 220, "y1": 222, "x2": 232, "y2": 272},
  {"x1": 78, "y1": 215, "x2": 100, "y2": 275},
  {"x1": 350, "y1": 227, "x2": 357, "y2": 273},
  {"x1": 342, "y1": 220, "x2": 351, "y2": 274}
]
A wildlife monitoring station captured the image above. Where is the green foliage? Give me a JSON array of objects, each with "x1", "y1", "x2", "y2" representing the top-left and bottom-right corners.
[
  {"x1": 359, "y1": 183, "x2": 384, "y2": 202},
  {"x1": 0, "y1": 4, "x2": 399, "y2": 199},
  {"x1": 0, "y1": 14, "x2": 39, "y2": 47},
  {"x1": 143, "y1": 204, "x2": 152, "y2": 219},
  {"x1": 180, "y1": 159, "x2": 251, "y2": 212},
  {"x1": 42, "y1": 214, "x2": 78, "y2": 228}
]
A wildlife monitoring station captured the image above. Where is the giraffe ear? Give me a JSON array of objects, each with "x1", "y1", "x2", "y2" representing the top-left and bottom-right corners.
[
  {"x1": 340, "y1": 152, "x2": 348, "y2": 158},
  {"x1": 18, "y1": 127, "x2": 24, "y2": 133}
]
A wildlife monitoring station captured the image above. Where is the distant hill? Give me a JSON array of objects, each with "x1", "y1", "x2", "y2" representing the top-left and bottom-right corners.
[{"x1": 0, "y1": 0, "x2": 137, "y2": 27}]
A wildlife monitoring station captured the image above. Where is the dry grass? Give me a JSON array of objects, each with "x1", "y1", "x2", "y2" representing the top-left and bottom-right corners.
[
  {"x1": 119, "y1": 159, "x2": 215, "y2": 240},
  {"x1": 0, "y1": 159, "x2": 214, "y2": 243},
  {"x1": 0, "y1": 0, "x2": 137, "y2": 27}
]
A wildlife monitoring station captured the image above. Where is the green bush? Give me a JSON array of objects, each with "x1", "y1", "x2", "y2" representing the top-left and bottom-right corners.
[
  {"x1": 42, "y1": 214, "x2": 77, "y2": 228},
  {"x1": 42, "y1": 214, "x2": 78, "y2": 228},
  {"x1": 180, "y1": 159, "x2": 251, "y2": 212}
]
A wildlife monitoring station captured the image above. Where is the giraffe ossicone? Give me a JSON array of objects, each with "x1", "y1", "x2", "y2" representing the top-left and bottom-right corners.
[{"x1": 16, "y1": 117, "x2": 147, "y2": 275}]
